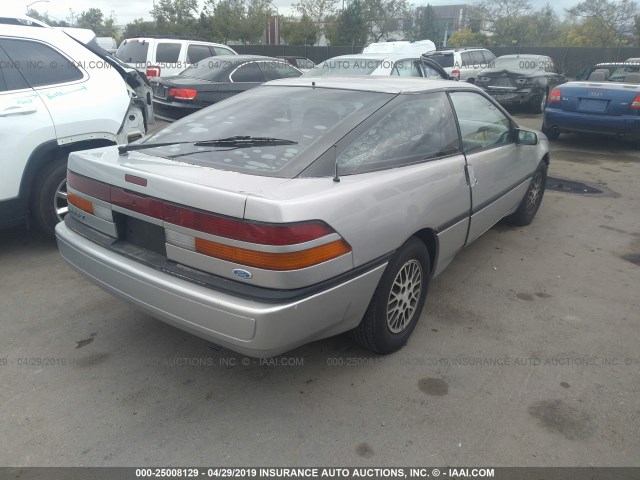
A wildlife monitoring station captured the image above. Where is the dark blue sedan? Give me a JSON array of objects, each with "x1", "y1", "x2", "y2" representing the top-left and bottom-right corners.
[{"x1": 542, "y1": 63, "x2": 640, "y2": 141}]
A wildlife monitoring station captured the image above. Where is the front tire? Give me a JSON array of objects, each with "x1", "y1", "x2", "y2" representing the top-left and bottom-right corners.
[
  {"x1": 30, "y1": 156, "x2": 68, "y2": 237},
  {"x1": 352, "y1": 238, "x2": 430, "y2": 354},
  {"x1": 505, "y1": 163, "x2": 547, "y2": 226}
]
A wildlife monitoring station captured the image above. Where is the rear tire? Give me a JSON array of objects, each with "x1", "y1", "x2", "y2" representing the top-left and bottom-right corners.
[
  {"x1": 542, "y1": 124, "x2": 560, "y2": 140},
  {"x1": 30, "y1": 156, "x2": 68, "y2": 237},
  {"x1": 530, "y1": 90, "x2": 547, "y2": 114},
  {"x1": 352, "y1": 237, "x2": 430, "y2": 354},
  {"x1": 505, "y1": 163, "x2": 547, "y2": 226}
]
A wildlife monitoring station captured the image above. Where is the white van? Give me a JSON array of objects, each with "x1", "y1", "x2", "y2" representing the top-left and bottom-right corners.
[
  {"x1": 116, "y1": 37, "x2": 238, "y2": 78},
  {"x1": 362, "y1": 40, "x2": 436, "y2": 57}
]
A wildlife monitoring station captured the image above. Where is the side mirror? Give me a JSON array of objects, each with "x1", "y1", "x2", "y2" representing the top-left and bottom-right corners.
[{"x1": 515, "y1": 129, "x2": 538, "y2": 145}]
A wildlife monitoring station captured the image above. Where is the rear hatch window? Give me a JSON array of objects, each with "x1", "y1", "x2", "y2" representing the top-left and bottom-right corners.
[
  {"x1": 180, "y1": 58, "x2": 243, "y2": 81},
  {"x1": 136, "y1": 85, "x2": 394, "y2": 178},
  {"x1": 116, "y1": 40, "x2": 149, "y2": 63},
  {"x1": 425, "y1": 53, "x2": 454, "y2": 68}
]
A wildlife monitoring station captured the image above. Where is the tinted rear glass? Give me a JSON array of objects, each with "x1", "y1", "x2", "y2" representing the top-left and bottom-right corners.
[
  {"x1": 156, "y1": 43, "x2": 181, "y2": 63},
  {"x1": 425, "y1": 53, "x2": 454, "y2": 68},
  {"x1": 140, "y1": 86, "x2": 394, "y2": 178},
  {"x1": 116, "y1": 40, "x2": 149, "y2": 63},
  {"x1": 180, "y1": 58, "x2": 243, "y2": 81}
]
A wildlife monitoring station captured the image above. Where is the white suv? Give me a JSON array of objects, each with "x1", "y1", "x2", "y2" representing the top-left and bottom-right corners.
[
  {"x1": 0, "y1": 16, "x2": 153, "y2": 235},
  {"x1": 116, "y1": 37, "x2": 237, "y2": 78},
  {"x1": 422, "y1": 47, "x2": 496, "y2": 82}
]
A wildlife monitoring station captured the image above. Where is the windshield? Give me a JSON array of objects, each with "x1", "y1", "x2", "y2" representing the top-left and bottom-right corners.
[
  {"x1": 304, "y1": 58, "x2": 384, "y2": 76},
  {"x1": 494, "y1": 57, "x2": 541, "y2": 70},
  {"x1": 141, "y1": 85, "x2": 394, "y2": 177}
]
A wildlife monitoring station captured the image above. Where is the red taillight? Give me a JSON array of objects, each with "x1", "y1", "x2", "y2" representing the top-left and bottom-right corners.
[
  {"x1": 631, "y1": 93, "x2": 640, "y2": 109},
  {"x1": 67, "y1": 171, "x2": 110, "y2": 201},
  {"x1": 451, "y1": 69, "x2": 461, "y2": 80},
  {"x1": 111, "y1": 187, "x2": 164, "y2": 219},
  {"x1": 163, "y1": 203, "x2": 334, "y2": 245},
  {"x1": 146, "y1": 66, "x2": 161, "y2": 77},
  {"x1": 549, "y1": 88, "x2": 561, "y2": 103},
  {"x1": 168, "y1": 88, "x2": 198, "y2": 100}
]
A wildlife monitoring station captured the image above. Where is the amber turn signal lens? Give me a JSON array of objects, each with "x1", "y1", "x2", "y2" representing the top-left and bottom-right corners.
[
  {"x1": 194, "y1": 238, "x2": 351, "y2": 271},
  {"x1": 68, "y1": 192, "x2": 94, "y2": 215}
]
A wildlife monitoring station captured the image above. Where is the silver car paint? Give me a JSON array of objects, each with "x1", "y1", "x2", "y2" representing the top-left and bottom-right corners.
[
  {"x1": 57, "y1": 77, "x2": 549, "y2": 356},
  {"x1": 57, "y1": 222, "x2": 386, "y2": 357}
]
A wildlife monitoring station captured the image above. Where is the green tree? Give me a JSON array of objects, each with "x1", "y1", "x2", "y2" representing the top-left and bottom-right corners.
[
  {"x1": 282, "y1": 14, "x2": 319, "y2": 44},
  {"x1": 209, "y1": 0, "x2": 246, "y2": 42},
  {"x1": 293, "y1": 0, "x2": 340, "y2": 35},
  {"x1": 447, "y1": 28, "x2": 490, "y2": 47},
  {"x1": 566, "y1": 0, "x2": 637, "y2": 47},
  {"x1": 244, "y1": 0, "x2": 272, "y2": 43},
  {"x1": 362, "y1": 0, "x2": 413, "y2": 42},
  {"x1": 123, "y1": 18, "x2": 158, "y2": 39},
  {"x1": 151, "y1": 0, "x2": 199, "y2": 35},
  {"x1": 330, "y1": 0, "x2": 368, "y2": 45},
  {"x1": 76, "y1": 8, "x2": 104, "y2": 33},
  {"x1": 411, "y1": 4, "x2": 440, "y2": 41},
  {"x1": 26, "y1": 8, "x2": 69, "y2": 26},
  {"x1": 473, "y1": 0, "x2": 532, "y2": 45}
]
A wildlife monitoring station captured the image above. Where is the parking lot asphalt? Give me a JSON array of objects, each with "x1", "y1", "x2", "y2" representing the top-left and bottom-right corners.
[{"x1": 1, "y1": 114, "x2": 639, "y2": 467}]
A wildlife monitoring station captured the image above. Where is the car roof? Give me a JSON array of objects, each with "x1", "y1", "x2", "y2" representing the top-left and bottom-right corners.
[
  {"x1": 264, "y1": 75, "x2": 469, "y2": 93},
  {"x1": 497, "y1": 54, "x2": 547, "y2": 60},
  {"x1": 323, "y1": 53, "x2": 421, "y2": 62}
]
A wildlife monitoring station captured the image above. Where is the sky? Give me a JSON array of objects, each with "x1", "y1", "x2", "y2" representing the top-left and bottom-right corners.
[{"x1": 11, "y1": 0, "x2": 579, "y2": 26}]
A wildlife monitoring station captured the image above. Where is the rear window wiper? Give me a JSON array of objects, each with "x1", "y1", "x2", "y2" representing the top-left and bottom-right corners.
[{"x1": 118, "y1": 136, "x2": 298, "y2": 155}]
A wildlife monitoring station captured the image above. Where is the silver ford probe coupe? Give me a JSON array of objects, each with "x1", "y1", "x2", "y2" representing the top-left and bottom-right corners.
[{"x1": 55, "y1": 77, "x2": 549, "y2": 357}]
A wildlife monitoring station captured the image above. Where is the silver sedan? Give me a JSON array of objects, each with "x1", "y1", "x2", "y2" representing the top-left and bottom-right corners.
[{"x1": 56, "y1": 77, "x2": 549, "y2": 357}]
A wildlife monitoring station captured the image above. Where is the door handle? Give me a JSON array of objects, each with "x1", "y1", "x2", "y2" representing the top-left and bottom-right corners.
[
  {"x1": 0, "y1": 104, "x2": 37, "y2": 117},
  {"x1": 465, "y1": 164, "x2": 478, "y2": 187}
]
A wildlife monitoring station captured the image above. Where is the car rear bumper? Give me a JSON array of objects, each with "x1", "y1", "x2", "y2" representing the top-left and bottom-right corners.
[
  {"x1": 55, "y1": 222, "x2": 385, "y2": 357},
  {"x1": 543, "y1": 109, "x2": 640, "y2": 138},
  {"x1": 152, "y1": 99, "x2": 201, "y2": 122},
  {"x1": 486, "y1": 89, "x2": 536, "y2": 106}
]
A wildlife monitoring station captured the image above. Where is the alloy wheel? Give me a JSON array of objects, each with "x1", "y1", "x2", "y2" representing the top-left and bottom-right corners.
[{"x1": 386, "y1": 259, "x2": 423, "y2": 333}]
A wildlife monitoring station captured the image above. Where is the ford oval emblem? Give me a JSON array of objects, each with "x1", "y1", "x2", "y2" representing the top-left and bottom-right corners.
[{"x1": 232, "y1": 269, "x2": 253, "y2": 280}]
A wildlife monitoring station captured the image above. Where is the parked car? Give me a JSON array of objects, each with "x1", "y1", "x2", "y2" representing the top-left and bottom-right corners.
[
  {"x1": 303, "y1": 53, "x2": 451, "y2": 79},
  {"x1": 152, "y1": 55, "x2": 303, "y2": 121},
  {"x1": 115, "y1": 36, "x2": 237, "y2": 79},
  {"x1": 422, "y1": 47, "x2": 496, "y2": 82},
  {"x1": 474, "y1": 54, "x2": 567, "y2": 113},
  {"x1": 56, "y1": 76, "x2": 549, "y2": 357},
  {"x1": 575, "y1": 61, "x2": 640, "y2": 81},
  {"x1": 0, "y1": 16, "x2": 152, "y2": 235},
  {"x1": 542, "y1": 65, "x2": 640, "y2": 141},
  {"x1": 96, "y1": 36, "x2": 117, "y2": 54},
  {"x1": 277, "y1": 56, "x2": 316, "y2": 72}
]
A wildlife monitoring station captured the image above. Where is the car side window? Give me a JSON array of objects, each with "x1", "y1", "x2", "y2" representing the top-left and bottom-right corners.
[
  {"x1": 471, "y1": 51, "x2": 484, "y2": 68},
  {"x1": 482, "y1": 50, "x2": 496, "y2": 67},
  {"x1": 391, "y1": 60, "x2": 421, "y2": 77},
  {"x1": 156, "y1": 43, "x2": 181, "y2": 63},
  {"x1": 0, "y1": 39, "x2": 83, "y2": 88},
  {"x1": 230, "y1": 62, "x2": 265, "y2": 82},
  {"x1": 0, "y1": 46, "x2": 30, "y2": 92},
  {"x1": 460, "y1": 52, "x2": 472, "y2": 68},
  {"x1": 213, "y1": 47, "x2": 235, "y2": 56},
  {"x1": 187, "y1": 45, "x2": 212, "y2": 63},
  {"x1": 337, "y1": 93, "x2": 460, "y2": 174},
  {"x1": 259, "y1": 61, "x2": 301, "y2": 81},
  {"x1": 449, "y1": 91, "x2": 512, "y2": 152},
  {"x1": 544, "y1": 58, "x2": 555, "y2": 73}
]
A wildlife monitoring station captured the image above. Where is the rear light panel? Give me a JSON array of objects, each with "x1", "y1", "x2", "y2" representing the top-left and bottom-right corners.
[
  {"x1": 451, "y1": 69, "x2": 461, "y2": 80},
  {"x1": 549, "y1": 88, "x2": 562, "y2": 103},
  {"x1": 168, "y1": 88, "x2": 197, "y2": 100},
  {"x1": 146, "y1": 66, "x2": 161, "y2": 77},
  {"x1": 68, "y1": 170, "x2": 352, "y2": 272},
  {"x1": 631, "y1": 93, "x2": 640, "y2": 109}
]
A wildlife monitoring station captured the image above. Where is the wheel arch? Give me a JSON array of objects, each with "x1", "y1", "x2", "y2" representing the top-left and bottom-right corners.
[
  {"x1": 20, "y1": 138, "x2": 115, "y2": 203},
  {"x1": 412, "y1": 228, "x2": 438, "y2": 278}
]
